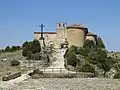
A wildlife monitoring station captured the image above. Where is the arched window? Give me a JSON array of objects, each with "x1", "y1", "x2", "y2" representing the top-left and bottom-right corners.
[
  {"x1": 59, "y1": 24, "x2": 61, "y2": 27},
  {"x1": 63, "y1": 24, "x2": 65, "y2": 27}
]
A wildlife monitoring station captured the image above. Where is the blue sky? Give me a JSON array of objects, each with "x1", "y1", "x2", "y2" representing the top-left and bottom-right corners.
[{"x1": 0, "y1": 0, "x2": 120, "y2": 51}]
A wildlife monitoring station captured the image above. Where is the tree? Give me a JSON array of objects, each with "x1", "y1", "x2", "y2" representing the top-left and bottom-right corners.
[
  {"x1": 4, "y1": 46, "x2": 11, "y2": 52},
  {"x1": 22, "y1": 47, "x2": 29, "y2": 56},
  {"x1": 26, "y1": 50, "x2": 32, "y2": 60},
  {"x1": 22, "y1": 40, "x2": 41, "y2": 58},
  {"x1": 65, "y1": 50, "x2": 78, "y2": 67},
  {"x1": 22, "y1": 41, "x2": 28, "y2": 48},
  {"x1": 94, "y1": 48, "x2": 113, "y2": 77},
  {"x1": 80, "y1": 63, "x2": 95, "y2": 73},
  {"x1": 83, "y1": 40, "x2": 96, "y2": 49},
  {"x1": 69, "y1": 45, "x2": 82, "y2": 55},
  {"x1": 97, "y1": 37, "x2": 105, "y2": 49},
  {"x1": 77, "y1": 47, "x2": 85, "y2": 55},
  {"x1": 16, "y1": 46, "x2": 21, "y2": 50},
  {"x1": 31, "y1": 39, "x2": 41, "y2": 54},
  {"x1": 22, "y1": 42, "x2": 32, "y2": 56},
  {"x1": 64, "y1": 36, "x2": 114, "y2": 77},
  {"x1": 10, "y1": 46, "x2": 18, "y2": 52},
  {"x1": 98, "y1": 58, "x2": 112, "y2": 77}
]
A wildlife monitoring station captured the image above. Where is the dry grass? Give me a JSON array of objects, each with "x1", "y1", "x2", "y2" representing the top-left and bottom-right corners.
[
  {"x1": 0, "y1": 51, "x2": 25, "y2": 78},
  {"x1": 108, "y1": 52, "x2": 120, "y2": 60},
  {"x1": 2, "y1": 78, "x2": 120, "y2": 90}
]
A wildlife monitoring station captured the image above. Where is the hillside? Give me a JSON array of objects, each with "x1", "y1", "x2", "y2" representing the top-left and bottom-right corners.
[
  {"x1": 0, "y1": 50, "x2": 120, "y2": 90},
  {"x1": 108, "y1": 52, "x2": 120, "y2": 60}
]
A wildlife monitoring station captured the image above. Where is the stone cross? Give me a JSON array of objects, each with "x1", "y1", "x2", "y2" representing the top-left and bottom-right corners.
[
  {"x1": 39, "y1": 24, "x2": 45, "y2": 39},
  {"x1": 39, "y1": 24, "x2": 46, "y2": 46}
]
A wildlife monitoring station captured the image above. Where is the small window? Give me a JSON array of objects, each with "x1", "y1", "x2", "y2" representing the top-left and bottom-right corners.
[
  {"x1": 59, "y1": 24, "x2": 61, "y2": 27},
  {"x1": 63, "y1": 24, "x2": 65, "y2": 27}
]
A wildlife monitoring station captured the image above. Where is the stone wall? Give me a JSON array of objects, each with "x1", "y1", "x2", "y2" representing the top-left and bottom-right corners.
[
  {"x1": 67, "y1": 28, "x2": 86, "y2": 47},
  {"x1": 86, "y1": 36, "x2": 95, "y2": 41},
  {"x1": 34, "y1": 32, "x2": 56, "y2": 46}
]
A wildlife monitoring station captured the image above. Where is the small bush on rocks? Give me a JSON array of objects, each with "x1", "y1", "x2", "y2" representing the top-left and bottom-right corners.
[
  {"x1": 32, "y1": 53, "x2": 42, "y2": 60},
  {"x1": 11, "y1": 60, "x2": 20, "y2": 66},
  {"x1": 80, "y1": 63, "x2": 95, "y2": 73},
  {"x1": 114, "y1": 72, "x2": 120, "y2": 79},
  {"x1": 22, "y1": 40, "x2": 41, "y2": 57},
  {"x1": 33, "y1": 69, "x2": 40, "y2": 74}
]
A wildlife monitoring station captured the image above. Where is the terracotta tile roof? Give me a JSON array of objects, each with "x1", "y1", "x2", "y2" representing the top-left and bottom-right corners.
[
  {"x1": 34, "y1": 32, "x2": 56, "y2": 34},
  {"x1": 68, "y1": 24, "x2": 87, "y2": 28},
  {"x1": 66, "y1": 24, "x2": 88, "y2": 33}
]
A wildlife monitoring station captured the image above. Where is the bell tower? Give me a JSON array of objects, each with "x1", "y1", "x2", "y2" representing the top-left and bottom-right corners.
[
  {"x1": 56, "y1": 22, "x2": 67, "y2": 30},
  {"x1": 56, "y1": 22, "x2": 67, "y2": 47}
]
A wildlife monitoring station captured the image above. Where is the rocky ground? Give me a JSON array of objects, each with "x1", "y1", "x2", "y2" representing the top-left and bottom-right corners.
[
  {"x1": 0, "y1": 78, "x2": 120, "y2": 90},
  {"x1": 0, "y1": 50, "x2": 120, "y2": 90}
]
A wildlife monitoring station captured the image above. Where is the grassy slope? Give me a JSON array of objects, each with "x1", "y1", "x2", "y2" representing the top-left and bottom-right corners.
[
  {"x1": 0, "y1": 50, "x2": 23, "y2": 59},
  {"x1": 108, "y1": 52, "x2": 120, "y2": 60},
  {"x1": 0, "y1": 50, "x2": 25, "y2": 77}
]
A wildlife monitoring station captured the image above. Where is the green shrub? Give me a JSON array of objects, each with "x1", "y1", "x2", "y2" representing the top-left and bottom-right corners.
[
  {"x1": 22, "y1": 40, "x2": 41, "y2": 57},
  {"x1": 22, "y1": 47, "x2": 29, "y2": 56},
  {"x1": 97, "y1": 37, "x2": 105, "y2": 49},
  {"x1": 11, "y1": 60, "x2": 20, "y2": 66},
  {"x1": 32, "y1": 53, "x2": 41, "y2": 60},
  {"x1": 26, "y1": 50, "x2": 32, "y2": 60},
  {"x1": 22, "y1": 41, "x2": 28, "y2": 48},
  {"x1": 29, "y1": 68, "x2": 43, "y2": 76},
  {"x1": 80, "y1": 63, "x2": 95, "y2": 73},
  {"x1": 83, "y1": 40, "x2": 95, "y2": 49},
  {"x1": 65, "y1": 50, "x2": 78, "y2": 67},
  {"x1": 4, "y1": 46, "x2": 11, "y2": 52},
  {"x1": 114, "y1": 72, "x2": 120, "y2": 79},
  {"x1": 10, "y1": 46, "x2": 17, "y2": 52},
  {"x1": 31, "y1": 40, "x2": 41, "y2": 54},
  {"x1": 33, "y1": 69, "x2": 40, "y2": 74}
]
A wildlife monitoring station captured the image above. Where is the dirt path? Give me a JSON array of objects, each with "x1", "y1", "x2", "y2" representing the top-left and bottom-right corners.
[{"x1": 1, "y1": 78, "x2": 120, "y2": 90}]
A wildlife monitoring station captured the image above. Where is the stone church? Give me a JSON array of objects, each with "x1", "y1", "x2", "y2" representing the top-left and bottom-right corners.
[{"x1": 34, "y1": 22, "x2": 97, "y2": 48}]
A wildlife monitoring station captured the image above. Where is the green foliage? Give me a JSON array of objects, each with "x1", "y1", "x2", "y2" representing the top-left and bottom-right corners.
[
  {"x1": 4, "y1": 46, "x2": 11, "y2": 52},
  {"x1": 3, "y1": 45, "x2": 21, "y2": 52},
  {"x1": 1, "y1": 49, "x2": 4, "y2": 52},
  {"x1": 22, "y1": 41, "x2": 28, "y2": 48},
  {"x1": 64, "y1": 39, "x2": 115, "y2": 77},
  {"x1": 26, "y1": 50, "x2": 32, "y2": 60},
  {"x1": 65, "y1": 50, "x2": 78, "y2": 67},
  {"x1": 97, "y1": 37, "x2": 105, "y2": 49},
  {"x1": 114, "y1": 72, "x2": 120, "y2": 79},
  {"x1": 32, "y1": 53, "x2": 42, "y2": 60},
  {"x1": 31, "y1": 40, "x2": 41, "y2": 54},
  {"x1": 87, "y1": 48, "x2": 113, "y2": 77},
  {"x1": 22, "y1": 46, "x2": 30, "y2": 57},
  {"x1": 83, "y1": 40, "x2": 96, "y2": 49},
  {"x1": 98, "y1": 58, "x2": 112, "y2": 77},
  {"x1": 69, "y1": 45, "x2": 78, "y2": 53},
  {"x1": 10, "y1": 46, "x2": 21, "y2": 52},
  {"x1": 11, "y1": 60, "x2": 20, "y2": 66},
  {"x1": 69, "y1": 45, "x2": 85, "y2": 55},
  {"x1": 80, "y1": 63, "x2": 95, "y2": 73},
  {"x1": 64, "y1": 48, "x2": 69, "y2": 58},
  {"x1": 114, "y1": 62, "x2": 120, "y2": 72},
  {"x1": 22, "y1": 40, "x2": 41, "y2": 59},
  {"x1": 77, "y1": 47, "x2": 84, "y2": 55}
]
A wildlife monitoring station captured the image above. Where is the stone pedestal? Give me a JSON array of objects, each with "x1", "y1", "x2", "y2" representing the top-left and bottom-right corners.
[{"x1": 39, "y1": 38, "x2": 46, "y2": 47}]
